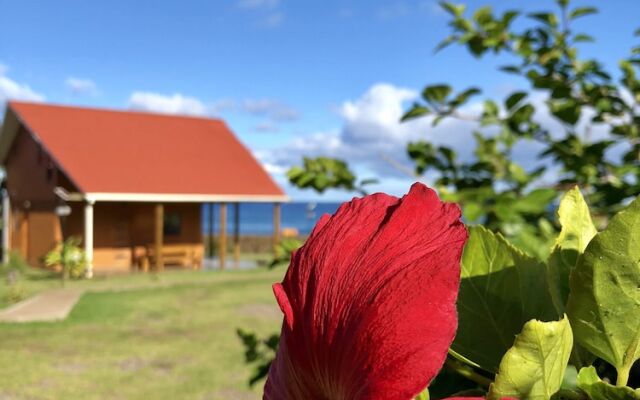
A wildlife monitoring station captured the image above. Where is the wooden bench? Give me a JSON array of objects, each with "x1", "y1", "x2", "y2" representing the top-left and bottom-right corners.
[{"x1": 134, "y1": 244, "x2": 203, "y2": 271}]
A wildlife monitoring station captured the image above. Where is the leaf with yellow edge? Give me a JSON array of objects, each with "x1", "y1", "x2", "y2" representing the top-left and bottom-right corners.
[
  {"x1": 488, "y1": 316, "x2": 573, "y2": 400},
  {"x1": 576, "y1": 366, "x2": 640, "y2": 400},
  {"x1": 546, "y1": 186, "x2": 597, "y2": 315}
]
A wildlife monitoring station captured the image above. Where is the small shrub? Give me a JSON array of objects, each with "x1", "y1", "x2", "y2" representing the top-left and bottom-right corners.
[
  {"x1": 45, "y1": 237, "x2": 88, "y2": 285},
  {"x1": 4, "y1": 282, "x2": 25, "y2": 304}
]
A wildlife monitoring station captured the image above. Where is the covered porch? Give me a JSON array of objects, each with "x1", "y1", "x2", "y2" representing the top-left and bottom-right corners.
[{"x1": 58, "y1": 191, "x2": 285, "y2": 276}]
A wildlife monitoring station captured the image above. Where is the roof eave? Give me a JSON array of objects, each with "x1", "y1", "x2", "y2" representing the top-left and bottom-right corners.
[{"x1": 61, "y1": 191, "x2": 290, "y2": 203}]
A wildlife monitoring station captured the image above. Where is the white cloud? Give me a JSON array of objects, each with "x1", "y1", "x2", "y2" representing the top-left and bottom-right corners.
[
  {"x1": 0, "y1": 64, "x2": 46, "y2": 105},
  {"x1": 65, "y1": 77, "x2": 98, "y2": 96},
  {"x1": 211, "y1": 98, "x2": 237, "y2": 115},
  {"x1": 254, "y1": 121, "x2": 278, "y2": 133},
  {"x1": 255, "y1": 83, "x2": 479, "y2": 182},
  {"x1": 128, "y1": 92, "x2": 209, "y2": 116},
  {"x1": 341, "y1": 83, "x2": 418, "y2": 147},
  {"x1": 242, "y1": 98, "x2": 300, "y2": 122}
]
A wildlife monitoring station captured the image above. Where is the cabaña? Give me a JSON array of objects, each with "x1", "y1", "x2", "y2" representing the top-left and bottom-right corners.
[{"x1": 0, "y1": 102, "x2": 287, "y2": 275}]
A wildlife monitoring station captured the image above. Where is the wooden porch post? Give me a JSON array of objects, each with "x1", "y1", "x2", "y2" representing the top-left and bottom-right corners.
[
  {"x1": 273, "y1": 202, "x2": 281, "y2": 253},
  {"x1": 233, "y1": 203, "x2": 240, "y2": 269},
  {"x1": 208, "y1": 203, "x2": 215, "y2": 258},
  {"x1": 154, "y1": 203, "x2": 164, "y2": 271},
  {"x1": 84, "y1": 200, "x2": 94, "y2": 278},
  {"x1": 218, "y1": 203, "x2": 227, "y2": 269}
]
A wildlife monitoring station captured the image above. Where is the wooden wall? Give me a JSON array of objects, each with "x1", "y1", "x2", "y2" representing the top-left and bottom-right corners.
[
  {"x1": 65, "y1": 202, "x2": 203, "y2": 271},
  {"x1": 4, "y1": 128, "x2": 67, "y2": 266}
]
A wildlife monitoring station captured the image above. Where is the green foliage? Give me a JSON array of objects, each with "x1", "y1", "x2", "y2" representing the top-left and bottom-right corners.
[
  {"x1": 5, "y1": 284, "x2": 25, "y2": 304},
  {"x1": 454, "y1": 226, "x2": 556, "y2": 373},
  {"x1": 2, "y1": 252, "x2": 30, "y2": 304},
  {"x1": 567, "y1": 196, "x2": 640, "y2": 386},
  {"x1": 236, "y1": 328, "x2": 279, "y2": 386},
  {"x1": 44, "y1": 237, "x2": 87, "y2": 285},
  {"x1": 2, "y1": 251, "x2": 30, "y2": 275},
  {"x1": 402, "y1": 0, "x2": 640, "y2": 255},
  {"x1": 488, "y1": 317, "x2": 573, "y2": 400},
  {"x1": 576, "y1": 366, "x2": 640, "y2": 400},
  {"x1": 287, "y1": 156, "x2": 377, "y2": 195},
  {"x1": 268, "y1": 238, "x2": 303, "y2": 269}
]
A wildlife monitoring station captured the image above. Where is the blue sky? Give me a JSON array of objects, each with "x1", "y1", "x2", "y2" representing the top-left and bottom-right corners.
[{"x1": 1, "y1": 0, "x2": 639, "y2": 200}]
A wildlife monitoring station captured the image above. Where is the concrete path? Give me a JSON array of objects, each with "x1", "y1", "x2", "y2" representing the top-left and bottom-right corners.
[{"x1": 0, "y1": 289, "x2": 83, "y2": 323}]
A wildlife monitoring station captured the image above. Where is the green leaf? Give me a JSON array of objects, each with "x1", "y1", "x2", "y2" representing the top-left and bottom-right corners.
[
  {"x1": 473, "y1": 6, "x2": 493, "y2": 26},
  {"x1": 576, "y1": 366, "x2": 640, "y2": 400},
  {"x1": 422, "y1": 84, "x2": 452, "y2": 104},
  {"x1": 528, "y1": 12, "x2": 558, "y2": 27},
  {"x1": 569, "y1": 7, "x2": 598, "y2": 20},
  {"x1": 439, "y1": 1, "x2": 465, "y2": 17},
  {"x1": 488, "y1": 316, "x2": 573, "y2": 400},
  {"x1": 505, "y1": 91, "x2": 527, "y2": 111},
  {"x1": 510, "y1": 104, "x2": 535, "y2": 124},
  {"x1": 415, "y1": 388, "x2": 430, "y2": 400},
  {"x1": 546, "y1": 187, "x2": 597, "y2": 315},
  {"x1": 462, "y1": 200, "x2": 483, "y2": 222},
  {"x1": 401, "y1": 103, "x2": 431, "y2": 122},
  {"x1": 482, "y1": 100, "x2": 500, "y2": 120},
  {"x1": 500, "y1": 65, "x2": 521, "y2": 74},
  {"x1": 567, "y1": 196, "x2": 640, "y2": 386},
  {"x1": 435, "y1": 35, "x2": 458, "y2": 52},
  {"x1": 512, "y1": 188, "x2": 557, "y2": 214},
  {"x1": 450, "y1": 87, "x2": 481, "y2": 108},
  {"x1": 453, "y1": 226, "x2": 557, "y2": 373},
  {"x1": 573, "y1": 34, "x2": 594, "y2": 43},
  {"x1": 550, "y1": 99, "x2": 581, "y2": 125}
]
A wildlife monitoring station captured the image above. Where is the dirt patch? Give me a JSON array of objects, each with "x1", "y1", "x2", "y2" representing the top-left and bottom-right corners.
[
  {"x1": 236, "y1": 303, "x2": 281, "y2": 320},
  {"x1": 118, "y1": 357, "x2": 176, "y2": 374},
  {"x1": 55, "y1": 361, "x2": 89, "y2": 374}
]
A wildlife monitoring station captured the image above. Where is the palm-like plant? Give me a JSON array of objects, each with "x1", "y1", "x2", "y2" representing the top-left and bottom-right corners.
[{"x1": 44, "y1": 237, "x2": 87, "y2": 285}]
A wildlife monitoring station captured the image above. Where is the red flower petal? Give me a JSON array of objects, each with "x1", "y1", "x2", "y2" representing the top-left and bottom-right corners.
[{"x1": 264, "y1": 183, "x2": 468, "y2": 399}]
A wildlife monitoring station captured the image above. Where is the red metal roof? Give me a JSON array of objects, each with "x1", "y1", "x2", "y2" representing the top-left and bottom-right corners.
[{"x1": 6, "y1": 101, "x2": 285, "y2": 199}]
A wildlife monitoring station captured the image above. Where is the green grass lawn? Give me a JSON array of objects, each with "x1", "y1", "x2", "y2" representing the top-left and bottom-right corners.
[{"x1": 0, "y1": 267, "x2": 284, "y2": 399}]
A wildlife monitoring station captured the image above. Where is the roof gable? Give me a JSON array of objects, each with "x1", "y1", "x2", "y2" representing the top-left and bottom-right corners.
[{"x1": 1, "y1": 102, "x2": 286, "y2": 200}]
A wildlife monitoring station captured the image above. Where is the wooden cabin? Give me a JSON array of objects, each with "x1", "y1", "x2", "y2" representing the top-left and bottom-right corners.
[{"x1": 0, "y1": 101, "x2": 287, "y2": 275}]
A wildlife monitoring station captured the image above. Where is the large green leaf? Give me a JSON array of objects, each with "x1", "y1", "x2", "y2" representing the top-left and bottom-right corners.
[
  {"x1": 422, "y1": 84, "x2": 452, "y2": 104},
  {"x1": 488, "y1": 316, "x2": 573, "y2": 400},
  {"x1": 547, "y1": 187, "x2": 597, "y2": 315},
  {"x1": 576, "y1": 366, "x2": 640, "y2": 400},
  {"x1": 453, "y1": 226, "x2": 557, "y2": 372},
  {"x1": 567, "y1": 196, "x2": 640, "y2": 385}
]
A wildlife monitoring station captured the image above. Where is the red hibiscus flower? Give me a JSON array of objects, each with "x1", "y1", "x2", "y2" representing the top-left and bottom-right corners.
[{"x1": 264, "y1": 183, "x2": 469, "y2": 400}]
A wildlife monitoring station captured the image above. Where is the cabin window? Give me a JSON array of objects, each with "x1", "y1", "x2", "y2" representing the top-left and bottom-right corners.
[{"x1": 163, "y1": 213, "x2": 181, "y2": 236}]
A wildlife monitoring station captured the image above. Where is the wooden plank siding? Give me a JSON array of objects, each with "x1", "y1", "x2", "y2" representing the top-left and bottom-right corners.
[{"x1": 64, "y1": 202, "x2": 203, "y2": 272}]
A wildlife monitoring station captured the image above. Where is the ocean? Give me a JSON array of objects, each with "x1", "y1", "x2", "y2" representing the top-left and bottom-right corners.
[{"x1": 201, "y1": 202, "x2": 342, "y2": 236}]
